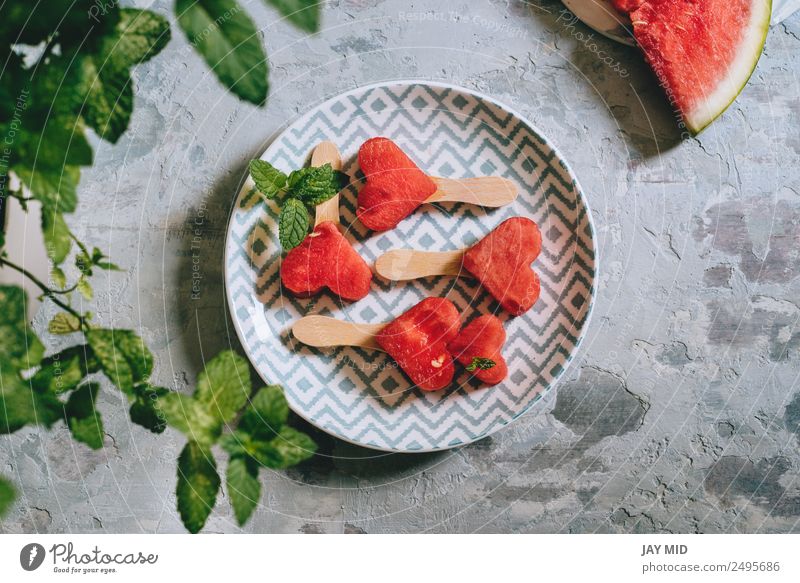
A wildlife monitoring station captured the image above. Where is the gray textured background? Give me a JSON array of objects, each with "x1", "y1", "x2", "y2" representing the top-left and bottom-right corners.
[{"x1": 3, "y1": 0, "x2": 800, "y2": 534}]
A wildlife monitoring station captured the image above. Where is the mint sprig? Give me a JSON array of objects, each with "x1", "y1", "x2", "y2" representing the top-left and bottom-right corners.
[
  {"x1": 466, "y1": 357, "x2": 496, "y2": 372},
  {"x1": 249, "y1": 159, "x2": 349, "y2": 251}
]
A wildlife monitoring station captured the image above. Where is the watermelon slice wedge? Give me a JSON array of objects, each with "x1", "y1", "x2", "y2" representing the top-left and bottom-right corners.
[{"x1": 614, "y1": 0, "x2": 771, "y2": 133}]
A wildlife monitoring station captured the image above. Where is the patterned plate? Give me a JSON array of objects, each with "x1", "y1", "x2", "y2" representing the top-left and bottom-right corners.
[{"x1": 224, "y1": 81, "x2": 597, "y2": 453}]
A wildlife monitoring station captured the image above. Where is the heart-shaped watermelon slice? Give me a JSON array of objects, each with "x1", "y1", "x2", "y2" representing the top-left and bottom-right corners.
[
  {"x1": 376, "y1": 298, "x2": 462, "y2": 391},
  {"x1": 615, "y1": 0, "x2": 771, "y2": 133},
  {"x1": 448, "y1": 315, "x2": 508, "y2": 385},
  {"x1": 357, "y1": 137, "x2": 438, "y2": 232},
  {"x1": 280, "y1": 221, "x2": 372, "y2": 301},
  {"x1": 462, "y1": 217, "x2": 542, "y2": 316}
]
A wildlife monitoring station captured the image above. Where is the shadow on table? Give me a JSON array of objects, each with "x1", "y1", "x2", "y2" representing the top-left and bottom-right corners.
[{"x1": 528, "y1": 0, "x2": 685, "y2": 157}]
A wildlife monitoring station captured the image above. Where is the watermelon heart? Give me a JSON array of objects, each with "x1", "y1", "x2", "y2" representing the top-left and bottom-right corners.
[
  {"x1": 463, "y1": 217, "x2": 542, "y2": 316},
  {"x1": 357, "y1": 137, "x2": 438, "y2": 232},
  {"x1": 448, "y1": 315, "x2": 508, "y2": 385},
  {"x1": 615, "y1": 0, "x2": 771, "y2": 133},
  {"x1": 376, "y1": 298, "x2": 462, "y2": 391},
  {"x1": 280, "y1": 221, "x2": 372, "y2": 301}
]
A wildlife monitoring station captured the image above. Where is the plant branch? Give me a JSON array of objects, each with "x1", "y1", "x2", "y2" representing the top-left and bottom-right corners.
[{"x1": 0, "y1": 257, "x2": 86, "y2": 326}]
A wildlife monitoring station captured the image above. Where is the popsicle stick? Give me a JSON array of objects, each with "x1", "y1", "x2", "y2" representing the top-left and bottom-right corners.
[
  {"x1": 375, "y1": 249, "x2": 465, "y2": 281},
  {"x1": 292, "y1": 315, "x2": 385, "y2": 351},
  {"x1": 428, "y1": 176, "x2": 517, "y2": 207},
  {"x1": 310, "y1": 142, "x2": 343, "y2": 227}
]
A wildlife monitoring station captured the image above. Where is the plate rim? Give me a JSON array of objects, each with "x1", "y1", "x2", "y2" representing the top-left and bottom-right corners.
[{"x1": 223, "y1": 78, "x2": 600, "y2": 454}]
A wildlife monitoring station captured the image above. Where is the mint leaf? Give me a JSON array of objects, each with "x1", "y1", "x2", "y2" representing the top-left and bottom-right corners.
[
  {"x1": 77, "y1": 56, "x2": 134, "y2": 144},
  {"x1": 86, "y1": 329, "x2": 153, "y2": 396},
  {"x1": 177, "y1": 441, "x2": 221, "y2": 534},
  {"x1": 0, "y1": 286, "x2": 45, "y2": 371},
  {"x1": 64, "y1": 383, "x2": 104, "y2": 450},
  {"x1": 219, "y1": 430, "x2": 252, "y2": 457},
  {"x1": 130, "y1": 384, "x2": 169, "y2": 434},
  {"x1": 76, "y1": 277, "x2": 93, "y2": 301},
  {"x1": 238, "y1": 385, "x2": 288, "y2": 439},
  {"x1": 278, "y1": 198, "x2": 309, "y2": 250},
  {"x1": 0, "y1": 475, "x2": 15, "y2": 516},
  {"x1": 249, "y1": 160, "x2": 287, "y2": 199},
  {"x1": 156, "y1": 393, "x2": 221, "y2": 447},
  {"x1": 0, "y1": 371, "x2": 62, "y2": 434},
  {"x1": 226, "y1": 455, "x2": 261, "y2": 526},
  {"x1": 249, "y1": 426, "x2": 316, "y2": 469},
  {"x1": 51, "y1": 267, "x2": 68, "y2": 290},
  {"x1": 48, "y1": 313, "x2": 82, "y2": 335},
  {"x1": 466, "y1": 357, "x2": 496, "y2": 372},
  {"x1": 31, "y1": 345, "x2": 99, "y2": 395},
  {"x1": 102, "y1": 9, "x2": 171, "y2": 69},
  {"x1": 176, "y1": 0, "x2": 269, "y2": 106},
  {"x1": 265, "y1": 0, "x2": 320, "y2": 33},
  {"x1": 15, "y1": 165, "x2": 80, "y2": 214},
  {"x1": 41, "y1": 209, "x2": 72, "y2": 265},
  {"x1": 196, "y1": 350, "x2": 251, "y2": 424},
  {"x1": 287, "y1": 163, "x2": 346, "y2": 206}
]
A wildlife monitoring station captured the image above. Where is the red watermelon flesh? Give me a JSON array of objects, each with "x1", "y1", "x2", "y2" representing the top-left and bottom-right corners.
[
  {"x1": 611, "y1": 0, "x2": 643, "y2": 11},
  {"x1": 280, "y1": 221, "x2": 372, "y2": 301},
  {"x1": 448, "y1": 315, "x2": 508, "y2": 385},
  {"x1": 357, "y1": 137, "x2": 438, "y2": 232},
  {"x1": 376, "y1": 298, "x2": 461, "y2": 391},
  {"x1": 463, "y1": 217, "x2": 542, "y2": 316},
  {"x1": 619, "y1": 0, "x2": 771, "y2": 133}
]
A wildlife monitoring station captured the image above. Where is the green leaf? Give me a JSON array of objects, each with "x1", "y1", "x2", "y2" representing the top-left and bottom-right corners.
[
  {"x1": 249, "y1": 426, "x2": 316, "y2": 469},
  {"x1": 156, "y1": 393, "x2": 221, "y2": 447},
  {"x1": 287, "y1": 163, "x2": 346, "y2": 206},
  {"x1": 226, "y1": 455, "x2": 261, "y2": 526},
  {"x1": 15, "y1": 165, "x2": 80, "y2": 214},
  {"x1": 41, "y1": 209, "x2": 72, "y2": 265},
  {"x1": 31, "y1": 345, "x2": 99, "y2": 395},
  {"x1": 219, "y1": 430, "x2": 251, "y2": 457},
  {"x1": 0, "y1": 475, "x2": 15, "y2": 516},
  {"x1": 195, "y1": 350, "x2": 251, "y2": 424},
  {"x1": 51, "y1": 267, "x2": 67, "y2": 290},
  {"x1": 86, "y1": 329, "x2": 153, "y2": 396},
  {"x1": 0, "y1": 372, "x2": 62, "y2": 434},
  {"x1": 278, "y1": 198, "x2": 309, "y2": 251},
  {"x1": 177, "y1": 441, "x2": 221, "y2": 534},
  {"x1": 102, "y1": 9, "x2": 172, "y2": 69},
  {"x1": 265, "y1": 0, "x2": 321, "y2": 33},
  {"x1": 249, "y1": 160, "x2": 286, "y2": 199},
  {"x1": 77, "y1": 277, "x2": 93, "y2": 300},
  {"x1": 48, "y1": 313, "x2": 82, "y2": 335},
  {"x1": 77, "y1": 56, "x2": 134, "y2": 144},
  {"x1": 64, "y1": 383, "x2": 104, "y2": 450},
  {"x1": 0, "y1": 286, "x2": 45, "y2": 371},
  {"x1": 466, "y1": 357, "x2": 496, "y2": 372},
  {"x1": 176, "y1": 0, "x2": 269, "y2": 106},
  {"x1": 129, "y1": 384, "x2": 169, "y2": 434},
  {"x1": 238, "y1": 385, "x2": 288, "y2": 439}
]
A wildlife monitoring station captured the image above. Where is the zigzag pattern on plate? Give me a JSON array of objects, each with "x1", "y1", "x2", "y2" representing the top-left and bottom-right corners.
[{"x1": 225, "y1": 83, "x2": 596, "y2": 452}]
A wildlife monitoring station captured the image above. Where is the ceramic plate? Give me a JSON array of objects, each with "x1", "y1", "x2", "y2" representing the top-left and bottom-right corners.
[{"x1": 224, "y1": 81, "x2": 597, "y2": 452}]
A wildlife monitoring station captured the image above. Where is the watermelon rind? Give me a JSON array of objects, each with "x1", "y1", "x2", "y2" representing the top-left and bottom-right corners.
[{"x1": 685, "y1": 0, "x2": 772, "y2": 134}]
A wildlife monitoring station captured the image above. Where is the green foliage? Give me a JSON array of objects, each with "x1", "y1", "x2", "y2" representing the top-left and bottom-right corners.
[
  {"x1": 176, "y1": 0, "x2": 269, "y2": 106},
  {"x1": 249, "y1": 160, "x2": 347, "y2": 250},
  {"x1": 466, "y1": 357, "x2": 496, "y2": 372},
  {"x1": 64, "y1": 383, "x2": 104, "y2": 449},
  {"x1": 0, "y1": 1, "x2": 321, "y2": 532},
  {"x1": 177, "y1": 441, "x2": 221, "y2": 534},
  {"x1": 0, "y1": 477, "x2": 15, "y2": 517},
  {"x1": 278, "y1": 197, "x2": 310, "y2": 250}
]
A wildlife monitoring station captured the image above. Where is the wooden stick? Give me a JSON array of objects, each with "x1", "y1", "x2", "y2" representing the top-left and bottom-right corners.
[
  {"x1": 375, "y1": 249, "x2": 465, "y2": 281},
  {"x1": 428, "y1": 176, "x2": 517, "y2": 207},
  {"x1": 310, "y1": 142, "x2": 343, "y2": 227},
  {"x1": 292, "y1": 315, "x2": 385, "y2": 351}
]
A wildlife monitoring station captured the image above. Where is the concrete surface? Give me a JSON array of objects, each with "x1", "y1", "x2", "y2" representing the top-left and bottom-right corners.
[{"x1": 2, "y1": 0, "x2": 800, "y2": 534}]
